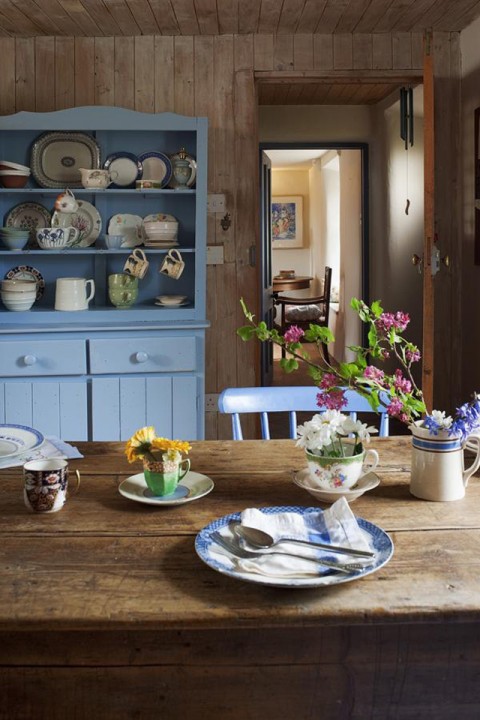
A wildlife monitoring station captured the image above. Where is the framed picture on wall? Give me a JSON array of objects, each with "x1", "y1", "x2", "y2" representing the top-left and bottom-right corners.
[{"x1": 271, "y1": 196, "x2": 303, "y2": 248}]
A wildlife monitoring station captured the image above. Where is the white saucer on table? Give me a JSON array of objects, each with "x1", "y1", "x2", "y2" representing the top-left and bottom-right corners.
[
  {"x1": 118, "y1": 471, "x2": 214, "y2": 506},
  {"x1": 293, "y1": 468, "x2": 380, "y2": 504}
]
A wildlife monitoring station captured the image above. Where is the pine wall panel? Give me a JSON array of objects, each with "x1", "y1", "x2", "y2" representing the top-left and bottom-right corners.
[{"x1": 0, "y1": 32, "x2": 458, "y2": 438}]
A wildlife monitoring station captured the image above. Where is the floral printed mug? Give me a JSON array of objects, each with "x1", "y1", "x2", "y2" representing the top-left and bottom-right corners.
[{"x1": 23, "y1": 459, "x2": 80, "y2": 513}]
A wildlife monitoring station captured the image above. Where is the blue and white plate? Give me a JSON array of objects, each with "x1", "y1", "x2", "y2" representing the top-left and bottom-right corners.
[
  {"x1": 138, "y1": 152, "x2": 172, "y2": 188},
  {"x1": 104, "y1": 152, "x2": 142, "y2": 188},
  {"x1": 0, "y1": 424, "x2": 44, "y2": 460},
  {"x1": 119, "y1": 471, "x2": 214, "y2": 506},
  {"x1": 195, "y1": 506, "x2": 394, "y2": 588}
]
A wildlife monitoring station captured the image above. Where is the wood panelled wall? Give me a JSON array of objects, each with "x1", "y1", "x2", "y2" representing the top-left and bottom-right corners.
[{"x1": 0, "y1": 32, "x2": 459, "y2": 438}]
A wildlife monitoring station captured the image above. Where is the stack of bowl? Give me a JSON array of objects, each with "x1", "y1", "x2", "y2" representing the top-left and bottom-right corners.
[
  {"x1": 0, "y1": 161, "x2": 31, "y2": 188},
  {"x1": 1, "y1": 279, "x2": 37, "y2": 311},
  {"x1": 0, "y1": 227, "x2": 30, "y2": 250},
  {"x1": 142, "y1": 218, "x2": 179, "y2": 248}
]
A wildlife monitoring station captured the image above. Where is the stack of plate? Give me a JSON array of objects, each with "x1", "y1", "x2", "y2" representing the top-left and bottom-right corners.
[{"x1": 0, "y1": 423, "x2": 44, "y2": 465}]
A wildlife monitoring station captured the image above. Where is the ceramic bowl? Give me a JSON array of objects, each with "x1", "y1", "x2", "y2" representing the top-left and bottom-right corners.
[
  {"x1": 1, "y1": 280, "x2": 37, "y2": 292},
  {"x1": 0, "y1": 171, "x2": 30, "y2": 188},
  {"x1": 1, "y1": 294, "x2": 36, "y2": 311},
  {"x1": 157, "y1": 295, "x2": 187, "y2": 305},
  {"x1": 292, "y1": 468, "x2": 380, "y2": 504},
  {"x1": 0, "y1": 234, "x2": 28, "y2": 250},
  {"x1": 104, "y1": 234, "x2": 125, "y2": 249},
  {"x1": 36, "y1": 229, "x2": 73, "y2": 249},
  {"x1": 144, "y1": 220, "x2": 178, "y2": 230},
  {"x1": 0, "y1": 160, "x2": 30, "y2": 172}
]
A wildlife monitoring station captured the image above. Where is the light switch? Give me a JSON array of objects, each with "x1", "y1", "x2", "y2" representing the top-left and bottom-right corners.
[{"x1": 207, "y1": 193, "x2": 226, "y2": 213}]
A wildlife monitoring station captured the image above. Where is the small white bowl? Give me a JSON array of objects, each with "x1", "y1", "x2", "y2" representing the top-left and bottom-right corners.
[
  {"x1": 143, "y1": 221, "x2": 178, "y2": 230},
  {"x1": 157, "y1": 295, "x2": 187, "y2": 305},
  {"x1": 0, "y1": 169, "x2": 30, "y2": 176},
  {"x1": 292, "y1": 468, "x2": 380, "y2": 504},
  {"x1": 0, "y1": 160, "x2": 30, "y2": 171},
  {"x1": 1, "y1": 280, "x2": 37, "y2": 292},
  {"x1": 1, "y1": 297, "x2": 35, "y2": 311}
]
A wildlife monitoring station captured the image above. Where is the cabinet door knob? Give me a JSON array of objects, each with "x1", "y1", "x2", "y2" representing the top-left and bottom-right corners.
[
  {"x1": 23, "y1": 355, "x2": 37, "y2": 366},
  {"x1": 135, "y1": 352, "x2": 149, "y2": 363}
]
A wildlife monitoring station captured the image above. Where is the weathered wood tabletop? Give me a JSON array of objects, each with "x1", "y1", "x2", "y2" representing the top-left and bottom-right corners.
[{"x1": 2, "y1": 437, "x2": 480, "y2": 720}]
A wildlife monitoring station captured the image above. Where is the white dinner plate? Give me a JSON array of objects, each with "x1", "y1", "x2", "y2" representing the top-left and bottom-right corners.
[
  {"x1": 138, "y1": 152, "x2": 172, "y2": 187},
  {"x1": 108, "y1": 214, "x2": 143, "y2": 247},
  {"x1": 70, "y1": 200, "x2": 102, "y2": 247},
  {"x1": 293, "y1": 469, "x2": 380, "y2": 504},
  {"x1": 104, "y1": 152, "x2": 142, "y2": 188},
  {"x1": 0, "y1": 424, "x2": 44, "y2": 460},
  {"x1": 195, "y1": 506, "x2": 393, "y2": 588},
  {"x1": 119, "y1": 471, "x2": 214, "y2": 506}
]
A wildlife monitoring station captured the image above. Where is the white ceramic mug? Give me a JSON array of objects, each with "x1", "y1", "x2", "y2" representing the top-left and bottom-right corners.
[
  {"x1": 159, "y1": 249, "x2": 185, "y2": 279},
  {"x1": 55, "y1": 277, "x2": 95, "y2": 311},
  {"x1": 123, "y1": 248, "x2": 149, "y2": 279}
]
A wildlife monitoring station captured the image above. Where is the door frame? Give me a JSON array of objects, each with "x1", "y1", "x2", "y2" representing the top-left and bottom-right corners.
[{"x1": 259, "y1": 141, "x2": 370, "y2": 355}]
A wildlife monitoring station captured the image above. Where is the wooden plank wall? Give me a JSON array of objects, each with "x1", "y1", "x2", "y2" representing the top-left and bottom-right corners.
[{"x1": 0, "y1": 32, "x2": 458, "y2": 438}]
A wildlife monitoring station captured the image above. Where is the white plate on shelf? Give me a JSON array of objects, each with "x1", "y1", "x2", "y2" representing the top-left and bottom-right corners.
[
  {"x1": 0, "y1": 424, "x2": 44, "y2": 460},
  {"x1": 107, "y1": 214, "x2": 143, "y2": 248},
  {"x1": 138, "y1": 152, "x2": 172, "y2": 187},
  {"x1": 5, "y1": 202, "x2": 52, "y2": 245},
  {"x1": 119, "y1": 471, "x2": 214, "y2": 506},
  {"x1": 70, "y1": 200, "x2": 102, "y2": 247},
  {"x1": 195, "y1": 506, "x2": 394, "y2": 588},
  {"x1": 293, "y1": 469, "x2": 380, "y2": 504},
  {"x1": 104, "y1": 152, "x2": 142, "y2": 188},
  {"x1": 4, "y1": 265, "x2": 45, "y2": 299},
  {"x1": 155, "y1": 300, "x2": 189, "y2": 307}
]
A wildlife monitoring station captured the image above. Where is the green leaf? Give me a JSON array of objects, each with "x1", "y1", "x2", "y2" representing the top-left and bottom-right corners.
[
  {"x1": 304, "y1": 325, "x2": 334, "y2": 343},
  {"x1": 279, "y1": 358, "x2": 299, "y2": 373},
  {"x1": 237, "y1": 325, "x2": 255, "y2": 341},
  {"x1": 371, "y1": 300, "x2": 383, "y2": 318}
]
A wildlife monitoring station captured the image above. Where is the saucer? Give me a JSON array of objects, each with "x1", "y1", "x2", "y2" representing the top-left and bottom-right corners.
[
  {"x1": 293, "y1": 469, "x2": 380, "y2": 504},
  {"x1": 155, "y1": 300, "x2": 189, "y2": 307},
  {"x1": 119, "y1": 471, "x2": 214, "y2": 506},
  {"x1": 156, "y1": 295, "x2": 187, "y2": 305}
]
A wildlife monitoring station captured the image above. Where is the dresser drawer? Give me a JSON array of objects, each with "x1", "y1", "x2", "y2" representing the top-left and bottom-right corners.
[
  {"x1": 0, "y1": 340, "x2": 87, "y2": 377},
  {"x1": 89, "y1": 337, "x2": 197, "y2": 374}
]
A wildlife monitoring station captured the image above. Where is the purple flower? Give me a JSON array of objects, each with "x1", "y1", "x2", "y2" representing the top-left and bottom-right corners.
[
  {"x1": 364, "y1": 366, "x2": 385, "y2": 383},
  {"x1": 387, "y1": 398, "x2": 404, "y2": 417},
  {"x1": 283, "y1": 325, "x2": 304, "y2": 343},
  {"x1": 317, "y1": 389, "x2": 347, "y2": 411},
  {"x1": 393, "y1": 369, "x2": 412, "y2": 394},
  {"x1": 406, "y1": 348, "x2": 421, "y2": 363},
  {"x1": 394, "y1": 311, "x2": 410, "y2": 331},
  {"x1": 319, "y1": 373, "x2": 338, "y2": 390}
]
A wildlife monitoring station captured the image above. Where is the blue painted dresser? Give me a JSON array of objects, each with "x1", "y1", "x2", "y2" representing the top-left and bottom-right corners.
[{"x1": 0, "y1": 107, "x2": 208, "y2": 441}]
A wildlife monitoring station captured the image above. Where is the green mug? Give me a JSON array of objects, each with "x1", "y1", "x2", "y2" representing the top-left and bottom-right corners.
[{"x1": 143, "y1": 458, "x2": 190, "y2": 496}]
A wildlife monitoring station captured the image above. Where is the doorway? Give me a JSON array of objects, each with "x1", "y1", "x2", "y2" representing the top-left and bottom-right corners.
[{"x1": 259, "y1": 142, "x2": 369, "y2": 387}]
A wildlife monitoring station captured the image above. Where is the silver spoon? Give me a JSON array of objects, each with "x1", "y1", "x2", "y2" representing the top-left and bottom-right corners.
[{"x1": 234, "y1": 524, "x2": 375, "y2": 559}]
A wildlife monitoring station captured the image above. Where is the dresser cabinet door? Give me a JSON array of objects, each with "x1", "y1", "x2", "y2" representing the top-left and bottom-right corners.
[
  {"x1": 0, "y1": 379, "x2": 88, "y2": 440},
  {"x1": 91, "y1": 375, "x2": 198, "y2": 441}
]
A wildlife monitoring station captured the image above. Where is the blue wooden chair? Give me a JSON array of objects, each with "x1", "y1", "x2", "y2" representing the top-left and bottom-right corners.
[{"x1": 218, "y1": 386, "x2": 389, "y2": 440}]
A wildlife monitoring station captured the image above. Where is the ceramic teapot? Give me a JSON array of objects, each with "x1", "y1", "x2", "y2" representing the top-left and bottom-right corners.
[{"x1": 79, "y1": 168, "x2": 118, "y2": 189}]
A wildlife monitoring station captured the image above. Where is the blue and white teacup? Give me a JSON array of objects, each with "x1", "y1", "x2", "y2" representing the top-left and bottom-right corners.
[{"x1": 36, "y1": 226, "x2": 79, "y2": 249}]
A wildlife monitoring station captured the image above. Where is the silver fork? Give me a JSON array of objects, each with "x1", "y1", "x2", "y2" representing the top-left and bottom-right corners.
[{"x1": 210, "y1": 531, "x2": 364, "y2": 574}]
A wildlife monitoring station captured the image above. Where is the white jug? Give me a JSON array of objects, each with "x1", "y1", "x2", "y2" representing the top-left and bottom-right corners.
[{"x1": 410, "y1": 423, "x2": 480, "y2": 501}]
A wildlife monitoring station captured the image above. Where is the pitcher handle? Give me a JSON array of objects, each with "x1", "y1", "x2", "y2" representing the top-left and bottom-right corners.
[
  {"x1": 85, "y1": 279, "x2": 95, "y2": 304},
  {"x1": 463, "y1": 435, "x2": 480, "y2": 487}
]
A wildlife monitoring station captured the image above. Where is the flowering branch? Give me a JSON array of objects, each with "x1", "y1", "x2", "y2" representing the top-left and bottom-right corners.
[{"x1": 238, "y1": 296, "x2": 426, "y2": 425}]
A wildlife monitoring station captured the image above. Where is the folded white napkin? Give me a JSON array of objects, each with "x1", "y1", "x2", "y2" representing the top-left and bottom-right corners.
[
  {"x1": 210, "y1": 498, "x2": 374, "y2": 579},
  {"x1": 0, "y1": 436, "x2": 83, "y2": 469}
]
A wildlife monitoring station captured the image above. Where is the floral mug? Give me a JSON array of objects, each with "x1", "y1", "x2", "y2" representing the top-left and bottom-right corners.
[{"x1": 23, "y1": 459, "x2": 80, "y2": 513}]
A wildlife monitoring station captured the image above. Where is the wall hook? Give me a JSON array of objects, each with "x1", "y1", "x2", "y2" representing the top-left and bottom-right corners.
[{"x1": 220, "y1": 212, "x2": 231, "y2": 231}]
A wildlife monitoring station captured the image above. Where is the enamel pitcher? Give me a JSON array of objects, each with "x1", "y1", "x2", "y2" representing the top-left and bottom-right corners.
[{"x1": 410, "y1": 423, "x2": 480, "y2": 501}]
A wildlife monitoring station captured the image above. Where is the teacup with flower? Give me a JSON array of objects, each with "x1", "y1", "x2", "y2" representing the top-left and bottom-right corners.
[
  {"x1": 125, "y1": 426, "x2": 191, "y2": 497},
  {"x1": 296, "y1": 410, "x2": 379, "y2": 490}
]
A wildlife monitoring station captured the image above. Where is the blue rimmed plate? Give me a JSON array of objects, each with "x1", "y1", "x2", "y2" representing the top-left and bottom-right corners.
[
  {"x1": 104, "y1": 152, "x2": 142, "y2": 188},
  {"x1": 119, "y1": 471, "x2": 214, "y2": 506},
  {"x1": 138, "y1": 151, "x2": 172, "y2": 188},
  {"x1": 0, "y1": 424, "x2": 44, "y2": 460},
  {"x1": 195, "y1": 506, "x2": 394, "y2": 588}
]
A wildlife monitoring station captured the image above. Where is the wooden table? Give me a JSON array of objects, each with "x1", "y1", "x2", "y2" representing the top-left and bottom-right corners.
[
  {"x1": 2, "y1": 437, "x2": 480, "y2": 719},
  {"x1": 273, "y1": 275, "x2": 312, "y2": 293}
]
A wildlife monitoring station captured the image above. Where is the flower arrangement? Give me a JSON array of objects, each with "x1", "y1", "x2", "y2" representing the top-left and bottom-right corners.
[
  {"x1": 296, "y1": 409, "x2": 376, "y2": 457},
  {"x1": 125, "y1": 426, "x2": 191, "y2": 466},
  {"x1": 238, "y1": 297, "x2": 480, "y2": 442}
]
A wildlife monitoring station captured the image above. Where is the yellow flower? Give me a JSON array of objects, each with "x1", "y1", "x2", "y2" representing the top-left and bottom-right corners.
[{"x1": 125, "y1": 427, "x2": 191, "y2": 463}]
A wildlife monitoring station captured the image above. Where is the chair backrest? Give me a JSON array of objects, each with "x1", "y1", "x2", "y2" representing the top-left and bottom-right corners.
[{"x1": 218, "y1": 386, "x2": 389, "y2": 440}]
